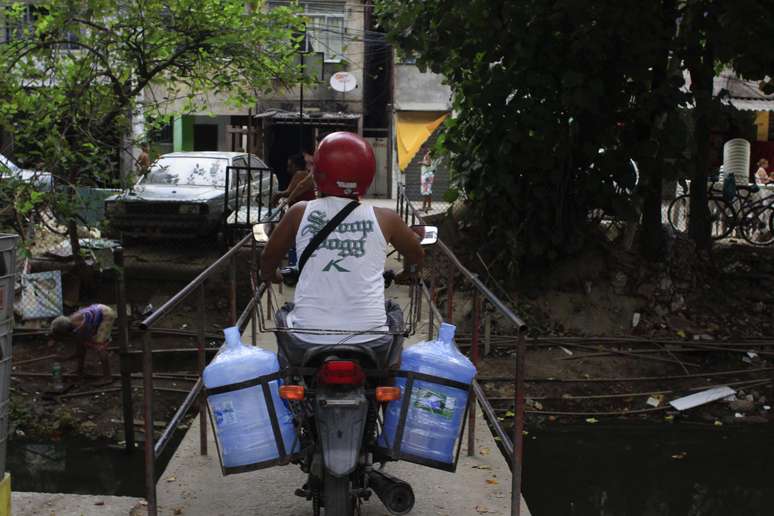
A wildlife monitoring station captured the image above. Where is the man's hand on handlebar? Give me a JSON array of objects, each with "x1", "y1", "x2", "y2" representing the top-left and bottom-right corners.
[{"x1": 261, "y1": 268, "x2": 283, "y2": 285}]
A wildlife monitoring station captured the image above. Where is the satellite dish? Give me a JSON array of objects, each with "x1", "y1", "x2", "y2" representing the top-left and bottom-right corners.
[{"x1": 330, "y1": 72, "x2": 357, "y2": 93}]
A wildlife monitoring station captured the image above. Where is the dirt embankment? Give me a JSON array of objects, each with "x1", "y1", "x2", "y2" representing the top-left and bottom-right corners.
[
  {"x1": 435, "y1": 217, "x2": 774, "y2": 426},
  {"x1": 10, "y1": 243, "x2": 241, "y2": 446}
]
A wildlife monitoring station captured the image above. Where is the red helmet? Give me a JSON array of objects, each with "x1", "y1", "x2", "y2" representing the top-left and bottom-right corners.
[{"x1": 313, "y1": 132, "x2": 375, "y2": 197}]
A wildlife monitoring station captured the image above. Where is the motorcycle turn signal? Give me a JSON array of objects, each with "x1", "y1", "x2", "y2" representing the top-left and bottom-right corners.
[
  {"x1": 375, "y1": 386, "x2": 401, "y2": 402},
  {"x1": 279, "y1": 385, "x2": 306, "y2": 400}
]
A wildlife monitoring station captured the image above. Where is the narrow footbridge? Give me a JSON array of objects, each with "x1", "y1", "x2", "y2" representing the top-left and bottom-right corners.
[{"x1": 129, "y1": 194, "x2": 530, "y2": 516}]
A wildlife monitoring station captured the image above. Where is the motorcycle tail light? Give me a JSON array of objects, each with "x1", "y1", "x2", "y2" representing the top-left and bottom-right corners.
[
  {"x1": 375, "y1": 386, "x2": 401, "y2": 402},
  {"x1": 318, "y1": 360, "x2": 365, "y2": 386},
  {"x1": 279, "y1": 385, "x2": 305, "y2": 400}
]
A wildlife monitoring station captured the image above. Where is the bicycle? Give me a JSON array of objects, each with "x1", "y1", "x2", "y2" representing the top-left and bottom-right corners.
[
  {"x1": 667, "y1": 182, "x2": 737, "y2": 240},
  {"x1": 736, "y1": 187, "x2": 774, "y2": 246}
]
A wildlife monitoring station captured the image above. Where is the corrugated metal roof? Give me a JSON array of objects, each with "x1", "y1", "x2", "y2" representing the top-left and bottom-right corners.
[
  {"x1": 254, "y1": 109, "x2": 361, "y2": 120},
  {"x1": 728, "y1": 98, "x2": 774, "y2": 112}
]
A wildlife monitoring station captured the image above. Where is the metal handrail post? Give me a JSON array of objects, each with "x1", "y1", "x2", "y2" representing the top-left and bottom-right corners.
[
  {"x1": 197, "y1": 284, "x2": 208, "y2": 456},
  {"x1": 446, "y1": 262, "x2": 454, "y2": 322},
  {"x1": 229, "y1": 255, "x2": 237, "y2": 325},
  {"x1": 511, "y1": 329, "x2": 527, "y2": 516},
  {"x1": 114, "y1": 248, "x2": 135, "y2": 452},
  {"x1": 468, "y1": 290, "x2": 480, "y2": 456},
  {"x1": 427, "y1": 264, "x2": 435, "y2": 340},
  {"x1": 142, "y1": 331, "x2": 157, "y2": 515},
  {"x1": 266, "y1": 281, "x2": 272, "y2": 322},
  {"x1": 251, "y1": 238, "x2": 258, "y2": 344}
]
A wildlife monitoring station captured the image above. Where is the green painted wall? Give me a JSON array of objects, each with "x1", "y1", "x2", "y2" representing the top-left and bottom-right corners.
[{"x1": 173, "y1": 115, "x2": 194, "y2": 151}]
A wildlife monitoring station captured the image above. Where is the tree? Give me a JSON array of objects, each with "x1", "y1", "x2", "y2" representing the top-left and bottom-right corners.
[
  {"x1": 0, "y1": 0, "x2": 303, "y2": 258},
  {"x1": 377, "y1": 0, "x2": 774, "y2": 274},
  {"x1": 677, "y1": 0, "x2": 774, "y2": 250},
  {"x1": 376, "y1": 0, "x2": 689, "y2": 278}
]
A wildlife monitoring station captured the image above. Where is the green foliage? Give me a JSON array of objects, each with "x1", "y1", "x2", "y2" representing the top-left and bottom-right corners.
[
  {"x1": 0, "y1": 0, "x2": 303, "y2": 232},
  {"x1": 376, "y1": 0, "x2": 774, "y2": 270}
]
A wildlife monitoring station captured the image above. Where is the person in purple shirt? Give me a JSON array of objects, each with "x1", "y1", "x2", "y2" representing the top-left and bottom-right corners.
[{"x1": 48, "y1": 304, "x2": 116, "y2": 385}]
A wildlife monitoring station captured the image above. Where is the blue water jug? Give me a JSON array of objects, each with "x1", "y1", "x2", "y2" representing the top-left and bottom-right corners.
[
  {"x1": 203, "y1": 327, "x2": 298, "y2": 468},
  {"x1": 379, "y1": 323, "x2": 476, "y2": 465}
]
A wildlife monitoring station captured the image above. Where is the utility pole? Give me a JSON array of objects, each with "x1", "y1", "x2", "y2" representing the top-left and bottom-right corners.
[{"x1": 299, "y1": 22, "x2": 306, "y2": 153}]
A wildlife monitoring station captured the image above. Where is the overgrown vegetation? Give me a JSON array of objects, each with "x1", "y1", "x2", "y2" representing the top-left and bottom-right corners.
[
  {"x1": 376, "y1": 0, "x2": 774, "y2": 281},
  {"x1": 0, "y1": 0, "x2": 303, "y2": 256}
]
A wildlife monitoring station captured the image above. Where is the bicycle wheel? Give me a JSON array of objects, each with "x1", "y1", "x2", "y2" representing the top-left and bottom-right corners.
[
  {"x1": 708, "y1": 197, "x2": 736, "y2": 240},
  {"x1": 668, "y1": 194, "x2": 690, "y2": 233},
  {"x1": 740, "y1": 204, "x2": 774, "y2": 246}
]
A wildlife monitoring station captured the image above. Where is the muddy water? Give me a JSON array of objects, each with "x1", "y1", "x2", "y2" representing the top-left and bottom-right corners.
[
  {"x1": 7, "y1": 432, "x2": 184, "y2": 497},
  {"x1": 522, "y1": 423, "x2": 774, "y2": 516}
]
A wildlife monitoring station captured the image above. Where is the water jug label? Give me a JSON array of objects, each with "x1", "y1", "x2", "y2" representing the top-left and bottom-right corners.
[
  {"x1": 213, "y1": 401, "x2": 238, "y2": 427},
  {"x1": 412, "y1": 388, "x2": 453, "y2": 420}
]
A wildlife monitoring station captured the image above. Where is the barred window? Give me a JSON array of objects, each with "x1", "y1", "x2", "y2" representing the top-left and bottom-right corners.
[{"x1": 269, "y1": 1, "x2": 346, "y2": 62}]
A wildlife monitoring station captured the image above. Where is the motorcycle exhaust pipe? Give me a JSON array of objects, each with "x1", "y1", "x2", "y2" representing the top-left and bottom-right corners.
[{"x1": 368, "y1": 470, "x2": 415, "y2": 515}]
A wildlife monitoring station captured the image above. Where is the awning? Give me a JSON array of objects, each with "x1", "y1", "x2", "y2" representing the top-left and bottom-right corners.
[
  {"x1": 253, "y1": 110, "x2": 361, "y2": 126},
  {"x1": 728, "y1": 98, "x2": 774, "y2": 112},
  {"x1": 396, "y1": 111, "x2": 447, "y2": 172}
]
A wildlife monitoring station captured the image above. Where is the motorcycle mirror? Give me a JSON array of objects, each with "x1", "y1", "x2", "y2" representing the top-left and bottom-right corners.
[
  {"x1": 252, "y1": 223, "x2": 269, "y2": 244},
  {"x1": 411, "y1": 225, "x2": 439, "y2": 246}
]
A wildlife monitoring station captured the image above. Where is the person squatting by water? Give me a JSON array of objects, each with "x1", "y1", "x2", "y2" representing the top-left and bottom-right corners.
[{"x1": 48, "y1": 304, "x2": 116, "y2": 385}]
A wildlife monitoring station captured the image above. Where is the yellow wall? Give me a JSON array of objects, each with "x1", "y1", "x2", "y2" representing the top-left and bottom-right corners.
[
  {"x1": 0, "y1": 473, "x2": 10, "y2": 516},
  {"x1": 755, "y1": 111, "x2": 770, "y2": 141}
]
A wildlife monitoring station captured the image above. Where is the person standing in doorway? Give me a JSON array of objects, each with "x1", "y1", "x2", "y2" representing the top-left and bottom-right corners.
[
  {"x1": 272, "y1": 153, "x2": 316, "y2": 266},
  {"x1": 420, "y1": 149, "x2": 436, "y2": 212}
]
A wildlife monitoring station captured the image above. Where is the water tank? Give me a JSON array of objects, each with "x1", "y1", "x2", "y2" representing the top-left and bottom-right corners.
[
  {"x1": 723, "y1": 138, "x2": 751, "y2": 184},
  {"x1": 379, "y1": 323, "x2": 476, "y2": 466},
  {"x1": 203, "y1": 327, "x2": 298, "y2": 468}
]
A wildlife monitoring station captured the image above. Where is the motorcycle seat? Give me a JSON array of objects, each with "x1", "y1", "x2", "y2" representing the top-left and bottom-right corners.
[{"x1": 275, "y1": 300, "x2": 405, "y2": 370}]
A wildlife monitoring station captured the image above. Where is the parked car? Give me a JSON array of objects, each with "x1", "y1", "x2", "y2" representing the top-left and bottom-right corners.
[
  {"x1": 0, "y1": 152, "x2": 53, "y2": 191},
  {"x1": 105, "y1": 152, "x2": 277, "y2": 239}
]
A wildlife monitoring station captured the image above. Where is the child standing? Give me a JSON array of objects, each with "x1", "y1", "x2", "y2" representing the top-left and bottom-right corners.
[{"x1": 420, "y1": 150, "x2": 435, "y2": 212}]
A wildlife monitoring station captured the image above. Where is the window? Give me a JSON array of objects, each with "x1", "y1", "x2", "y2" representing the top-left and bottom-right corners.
[
  {"x1": 2, "y1": 4, "x2": 43, "y2": 43},
  {"x1": 270, "y1": 1, "x2": 346, "y2": 62},
  {"x1": 2, "y1": 4, "x2": 78, "y2": 48}
]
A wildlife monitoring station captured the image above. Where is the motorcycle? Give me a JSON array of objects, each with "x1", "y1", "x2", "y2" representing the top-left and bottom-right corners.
[{"x1": 251, "y1": 222, "x2": 438, "y2": 515}]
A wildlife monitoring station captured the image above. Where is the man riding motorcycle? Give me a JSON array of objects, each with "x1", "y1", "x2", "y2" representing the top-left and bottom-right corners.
[
  {"x1": 258, "y1": 132, "x2": 425, "y2": 515},
  {"x1": 260, "y1": 131, "x2": 424, "y2": 343}
]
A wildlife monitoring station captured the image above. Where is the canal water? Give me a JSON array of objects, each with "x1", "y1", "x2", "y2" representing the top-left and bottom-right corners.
[
  {"x1": 7, "y1": 432, "x2": 184, "y2": 497},
  {"x1": 523, "y1": 423, "x2": 774, "y2": 516}
]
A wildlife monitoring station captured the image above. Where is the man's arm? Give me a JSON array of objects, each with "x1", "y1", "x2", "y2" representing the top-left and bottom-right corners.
[
  {"x1": 260, "y1": 202, "x2": 307, "y2": 282},
  {"x1": 376, "y1": 208, "x2": 424, "y2": 267},
  {"x1": 287, "y1": 172, "x2": 314, "y2": 204}
]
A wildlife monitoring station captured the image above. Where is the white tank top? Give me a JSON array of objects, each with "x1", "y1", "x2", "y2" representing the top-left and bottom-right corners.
[{"x1": 288, "y1": 197, "x2": 388, "y2": 344}]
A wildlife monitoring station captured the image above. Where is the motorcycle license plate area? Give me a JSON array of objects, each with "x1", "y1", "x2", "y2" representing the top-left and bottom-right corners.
[
  {"x1": 205, "y1": 371, "x2": 301, "y2": 476},
  {"x1": 376, "y1": 370, "x2": 472, "y2": 473}
]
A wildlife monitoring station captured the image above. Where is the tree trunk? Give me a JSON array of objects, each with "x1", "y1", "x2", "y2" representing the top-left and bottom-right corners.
[
  {"x1": 638, "y1": 0, "x2": 675, "y2": 261},
  {"x1": 66, "y1": 169, "x2": 84, "y2": 267},
  {"x1": 687, "y1": 43, "x2": 715, "y2": 250},
  {"x1": 640, "y1": 162, "x2": 664, "y2": 258}
]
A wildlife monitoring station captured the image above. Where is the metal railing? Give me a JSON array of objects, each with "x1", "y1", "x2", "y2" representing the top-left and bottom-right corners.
[
  {"x1": 223, "y1": 164, "x2": 278, "y2": 246},
  {"x1": 396, "y1": 183, "x2": 529, "y2": 516},
  {"x1": 137, "y1": 232, "x2": 265, "y2": 516}
]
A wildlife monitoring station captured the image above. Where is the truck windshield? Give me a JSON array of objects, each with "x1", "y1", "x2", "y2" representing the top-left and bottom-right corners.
[{"x1": 142, "y1": 157, "x2": 228, "y2": 187}]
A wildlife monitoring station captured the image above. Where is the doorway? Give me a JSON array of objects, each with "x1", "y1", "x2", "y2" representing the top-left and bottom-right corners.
[{"x1": 193, "y1": 125, "x2": 218, "y2": 151}]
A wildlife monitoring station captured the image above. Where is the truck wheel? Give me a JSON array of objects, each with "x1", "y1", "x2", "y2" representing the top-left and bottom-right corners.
[{"x1": 323, "y1": 473, "x2": 354, "y2": 516}]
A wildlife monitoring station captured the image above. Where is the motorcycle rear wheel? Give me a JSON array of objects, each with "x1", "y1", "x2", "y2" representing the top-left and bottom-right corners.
[{"x1": 323, "y1": 473, "x2": 355, "y2": 516}]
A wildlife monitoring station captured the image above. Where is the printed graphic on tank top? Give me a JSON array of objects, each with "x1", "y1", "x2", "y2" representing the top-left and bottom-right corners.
[{"x1": 288, "y1": 197, "x2": 388, "y2": 344}]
